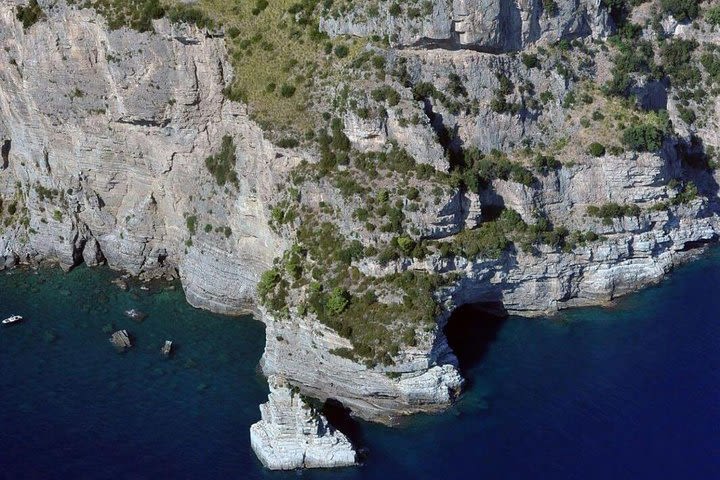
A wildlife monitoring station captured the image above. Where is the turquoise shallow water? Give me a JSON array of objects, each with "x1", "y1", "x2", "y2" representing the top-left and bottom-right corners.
[{"x1": 1, "y1": 250, "x2": 720, "y2": 479}]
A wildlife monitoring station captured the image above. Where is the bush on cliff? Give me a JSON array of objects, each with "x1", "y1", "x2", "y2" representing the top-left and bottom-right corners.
[
  {"x1": 587, "y1": 203, "x2": 641, "y2": 224},
  {"x1": 588, "y1": 142, "x2": 606, "y2": 157},
  {"x1": 205, "y1": 136, "x2": 239, "y2": 187},
  {"x1": 622, "y1": 124, "x2": 664, "y2": 152},
  {"x1": 16, "y1": 0, "x2": 44, "y2": 29},
  {"x1": 660, "y1": 0, "x2": 699, "y2": 21}
]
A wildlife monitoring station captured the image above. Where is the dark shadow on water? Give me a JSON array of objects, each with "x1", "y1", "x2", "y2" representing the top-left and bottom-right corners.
[
  {"x1": 323, "y1": 399, "x2": 369, "y2": 461},
  {"x1": 444, "y1": 302, "x2": 507, "y2": 380}
]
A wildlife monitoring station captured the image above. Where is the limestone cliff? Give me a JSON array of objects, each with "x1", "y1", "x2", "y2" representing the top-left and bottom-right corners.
[
  {"x1": 0, "y1": 0, "x2": 292, "y2": 314},
  {"x1": 2, "y1": 0, "x2": 720, "y2": 441}
]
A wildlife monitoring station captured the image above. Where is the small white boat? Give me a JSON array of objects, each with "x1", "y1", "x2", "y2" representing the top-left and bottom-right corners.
[
  {"x1": 162, "y1": 340, "x2": 173, "y2": 357},
  {"x1": 2, "y1": 315, "x2": 23, "y2": 325}
]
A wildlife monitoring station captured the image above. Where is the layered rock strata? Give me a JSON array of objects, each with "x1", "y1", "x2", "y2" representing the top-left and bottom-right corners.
[
  {"x1": 250, "y1": 375, "x2": 357, "y2": 470},
  {"x1": 1, "y1": 0, "x2": 720, "y2": 440}
]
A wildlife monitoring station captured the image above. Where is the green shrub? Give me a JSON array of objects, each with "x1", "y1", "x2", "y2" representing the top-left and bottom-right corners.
[
  {"x1": 185, "y1": 215, "x2": 197, "y2": 235},
  {"x1": 706, "y1": 6, "x2": 720, "y2": 26},
  {"x1": 451, "y1": 222, "x2": 510, "y2": 259},
  {"x1": 252, "y1": 0, "x2": 269, "y2": 15},
  {"x1": 533, "y1": 154, "x2": 561, "y2": 173},
  {"x1": 166, "y1": 4, "x2": 213, "y2": 28},
  {"x1": 521, "y1": 53, "x2": 540, "y2": 69},
  {"x1": 371, "y1": 86, "x2": 400, "y2": 106},
  {"x1": 72, "y1": 0, "x2": 168, "y2": 32},
  {"x1": 326, "y1": 288, "x2": 350, "y2": 315},
  {"x1": 587, "y1": 203, "x2": 641, "y2": 223},
  {"x1": 258, "y1": 269, "x2": 281, "y2": 301},
  {"x1": 622, "y1": 124, "x2": 664, "y2": 152},
  {"x1": 276, "y1": 137, "x2": 299, "y2": 148},
  {"x1": 660, "y1": 0, "x2": 699, "y2": 21},
  {"x1": 660, "y1": 39, "x2": 699, "y2": 87},
  {"x1": 588, "y1": 142, "x2": 606, "y2": 157},
  {"x1": 678, "y1": 106, "x2": 696, "y2": 125},
  {"x1": 205, "y1": 136, "x2": 239, "y2": 186},
  {"x1": 396, "y1": 236, "x2": 416, "y2": 256},
  {"x1": 279, "y1": 84, "x2": 296, "y2": 98},
  {"x1": 543, "y1": 0, "x2": 559, "y2": 16},
  {"x1": 16, "y1": 0, "x2": 44, "y2": 29},
  {"x1": 334, "y1": 44, "x2": 349, "y2": 58}
]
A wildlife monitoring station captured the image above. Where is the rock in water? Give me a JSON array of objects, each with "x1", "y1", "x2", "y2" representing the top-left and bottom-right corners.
[
  {"x1": 109, "y1": 330, "x2": 131, "y2": 351},
  {"x1": 124, "y1": 309, "x2": 147, "y2": 322},
  {"x1": 111, "y1": 278, "x2": 129, "y2": 292},
  {"x1": 250, "y1": 376, "x2": 357, "y2": 470}
]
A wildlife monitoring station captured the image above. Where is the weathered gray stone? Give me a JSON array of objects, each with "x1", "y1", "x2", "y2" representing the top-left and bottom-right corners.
[
  {"x1": 109, "y1": 329, "x2": 131, "y2": 350},
  {"x1": 250, "y1": 375, "x2": 357, "y2": 470}
]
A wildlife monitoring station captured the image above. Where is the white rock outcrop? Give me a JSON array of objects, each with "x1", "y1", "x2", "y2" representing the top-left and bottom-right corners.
[{"x1": 250, "y1": 375, "x2": 357, "y2": 470}]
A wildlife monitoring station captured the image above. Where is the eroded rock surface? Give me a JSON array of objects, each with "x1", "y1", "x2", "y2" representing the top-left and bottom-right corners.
[
  {"x1": 2, "y1": 0, "x2": 720, "y2": 443},
  {"x1": 250, "y1": 375, "x2": 357, "y2": 470}
]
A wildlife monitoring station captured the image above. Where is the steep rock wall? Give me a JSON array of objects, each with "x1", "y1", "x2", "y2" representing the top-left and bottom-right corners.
[{"x1": 0, "y1": 2, "x2": 288, "y2": 313}]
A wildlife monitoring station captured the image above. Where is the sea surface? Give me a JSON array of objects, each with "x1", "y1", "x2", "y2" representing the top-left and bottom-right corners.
[{"x1": 1, "y1": 249, "x2": 719, "y2": 479}]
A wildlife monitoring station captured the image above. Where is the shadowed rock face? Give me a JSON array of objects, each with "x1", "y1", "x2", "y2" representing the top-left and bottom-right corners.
[
  {"x1": 2, "y1": 0, "x2": 720, "y2": 430},
  {"x1": 320, "y1": 0, "x2": 611, "y2": 53}
]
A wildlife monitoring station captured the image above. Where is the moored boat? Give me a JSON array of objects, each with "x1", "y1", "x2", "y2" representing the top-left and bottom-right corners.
[{"x1": 2, "y1": 315, "x2": 23, "y2": 325}]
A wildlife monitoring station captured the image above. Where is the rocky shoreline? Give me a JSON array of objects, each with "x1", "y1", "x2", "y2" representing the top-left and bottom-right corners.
[{"x1": 3, "y1": 0, "x2": 720, "y2": 470}]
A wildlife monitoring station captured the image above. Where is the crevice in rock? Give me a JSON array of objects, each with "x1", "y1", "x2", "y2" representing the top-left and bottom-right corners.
[
  {"x1": 42, "y1": 148, "x2": 51, "y2": 173},
  {"x1": 679, "y1": 237, "x2": 717, "y2": 252},
  {"x1": 418, "y1": 97, "x2": 463, "y2": 171},
  {"x1": 1, "y1": 139, "x2": 10, "y2": 169},
  {"x1": 115, "y1": 117, "x2": 171, "y2": 128},
  {"x1": 410, "y1": 37, "x2": 507, "y2": 55},
  {"x1": 444, "y1": 302, "x2": 507, "y2": 381}
]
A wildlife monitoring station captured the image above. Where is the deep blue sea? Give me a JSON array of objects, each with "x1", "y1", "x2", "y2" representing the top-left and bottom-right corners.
[{"x1": 1, "y1": 249, "x2": 719, "y2": 480}]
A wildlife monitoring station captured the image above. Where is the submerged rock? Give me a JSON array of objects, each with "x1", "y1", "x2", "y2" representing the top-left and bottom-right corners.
[
  {"x1": 250, "y1": 376, "x2": 357, "y2": 470},
  {"x1": 124, "y1": 309, "x2": 147, "y2": 322},
  {"x1": 111, "y1": 279, "x2": 129, "y2": 292},
  {"x1": 109, "y1": 330, "x2": 131, "y2": 351}
]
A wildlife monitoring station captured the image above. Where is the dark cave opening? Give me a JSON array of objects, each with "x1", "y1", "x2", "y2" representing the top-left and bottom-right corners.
[
  {"x1": 444, "y1": 302, "x2": 508, "y2": 378},
  {"x1": 323, "y1": 398, "x2": 368, "y2": 460}
]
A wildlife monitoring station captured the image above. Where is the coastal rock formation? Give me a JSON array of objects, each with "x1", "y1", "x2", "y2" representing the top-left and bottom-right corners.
[
  {"x1": 2, "y1": 0, "x2": 720, "y2": 448},
  {"x1": 261, "y1": 309, "x2": 464, "y2": 422},
  {"x1": 109, "y1": 329, "x2": 131, "y2": 350},
  {"x1": 250, "y1": 375, "x2": 357, "y2": 470}
]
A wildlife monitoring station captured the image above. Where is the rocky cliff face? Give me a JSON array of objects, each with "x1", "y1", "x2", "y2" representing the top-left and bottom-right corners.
[
  {"x1": 2, "y1": 0, "x2": 720, "y2": 443},
  {"x1": 0, "y1": 1, "x2": 287, "y2": 314},
  {"x1": 321, "y1": 0, "x2": 611, "y2": 53}
]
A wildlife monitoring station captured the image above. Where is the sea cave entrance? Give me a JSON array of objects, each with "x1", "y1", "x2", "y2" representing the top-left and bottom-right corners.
[{"x1": 444, "y1": 302, "x2": 508, "y2": 381}]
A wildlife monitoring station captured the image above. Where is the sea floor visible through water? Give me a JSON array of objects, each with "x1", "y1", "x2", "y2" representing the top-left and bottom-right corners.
[{"x1": 1, "y1": 250, "x2": 719, "y2": 479}]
